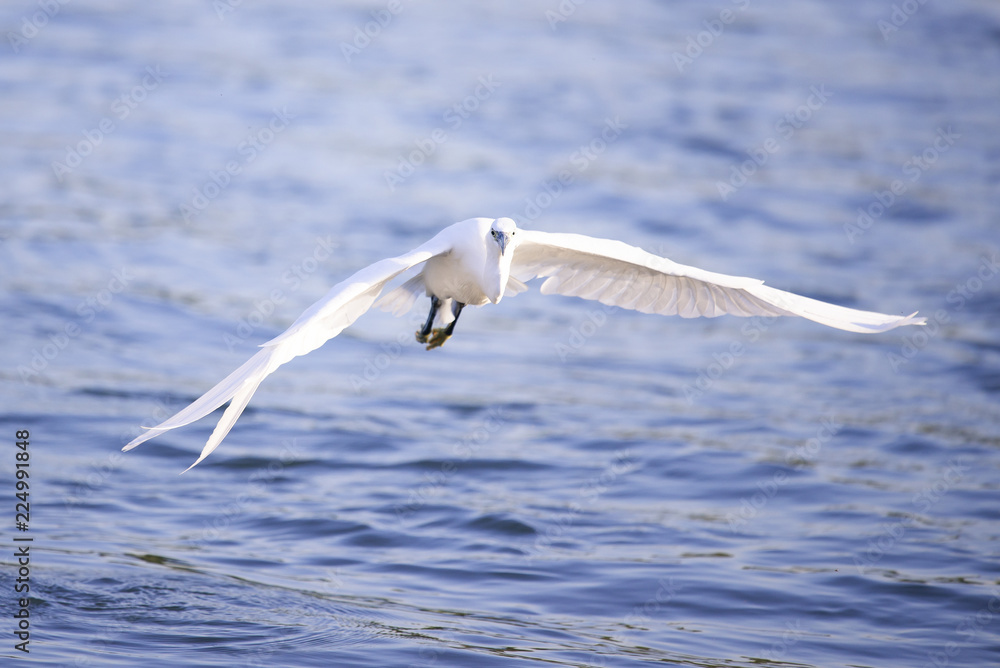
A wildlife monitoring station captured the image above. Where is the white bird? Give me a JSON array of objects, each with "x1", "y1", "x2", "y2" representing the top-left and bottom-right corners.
[{"x1": 123, "y1": 217, "x2": 925, "y2": 471}]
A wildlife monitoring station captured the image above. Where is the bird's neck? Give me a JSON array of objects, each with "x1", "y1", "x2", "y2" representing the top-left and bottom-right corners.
[{"x1": 482, "y1": 245, "x2": 510, "y2": 304}]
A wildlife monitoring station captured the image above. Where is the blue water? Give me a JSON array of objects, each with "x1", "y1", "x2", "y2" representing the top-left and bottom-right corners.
[{"x1": 2, "y1": 1, "x2": 999, "y2": 666}]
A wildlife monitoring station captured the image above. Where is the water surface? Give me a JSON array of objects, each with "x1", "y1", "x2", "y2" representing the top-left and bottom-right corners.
[{"x1": 1, "y1": 1, "x2": 999, "y2": 666}]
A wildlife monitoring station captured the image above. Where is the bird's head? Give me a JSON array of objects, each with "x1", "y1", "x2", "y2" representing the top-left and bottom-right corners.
[{"x1": 490, "y1": 217, "x2": 518, "y2": 256}]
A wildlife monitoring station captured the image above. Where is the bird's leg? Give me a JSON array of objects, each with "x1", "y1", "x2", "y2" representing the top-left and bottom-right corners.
[
  {"x1": 415, "y1": 295, "x2": 442, "y2": 344},
  {"x1": 424, "y1": 301, "x2": 465, "y2": 350}
]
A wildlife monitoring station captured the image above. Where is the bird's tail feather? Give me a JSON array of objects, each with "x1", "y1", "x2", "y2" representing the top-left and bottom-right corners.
[
  {"x1": 122, "y1": 347, "x2": 276, "y2": 469},
  {"x1": 180, "y1": 364, "x2": 269, "y2": 472}
]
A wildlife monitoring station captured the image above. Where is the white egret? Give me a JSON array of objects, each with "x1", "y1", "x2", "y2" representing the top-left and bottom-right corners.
[{"x1": 123, "y1": 217, "x2": 925, "y2": 470}]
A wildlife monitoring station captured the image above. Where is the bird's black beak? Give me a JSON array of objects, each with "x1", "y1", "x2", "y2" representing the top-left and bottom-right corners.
[{"x1": 497, "y1": 233, "x2": 508, "y2": 256}]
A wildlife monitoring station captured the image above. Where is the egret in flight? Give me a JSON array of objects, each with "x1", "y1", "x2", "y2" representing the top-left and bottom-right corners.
[{"x1": 123, "y1": 217, "x2": 925, "y2": 470}]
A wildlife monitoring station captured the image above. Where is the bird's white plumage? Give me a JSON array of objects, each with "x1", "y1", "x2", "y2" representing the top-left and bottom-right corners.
[
  {"x1": 122, "y1": 225, "x2": 456, "y2": 471},
  {"x1": 509, "y1": 229, "x2": 925, "y2": 332},
  {"x1": 124, "y1": 217, "x2": 925, "y2": 470}
]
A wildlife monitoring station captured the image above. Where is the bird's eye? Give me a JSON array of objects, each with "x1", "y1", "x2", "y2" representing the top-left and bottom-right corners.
[{"x1": 492, "y1": 230, "x2": 497, "y2": 238}]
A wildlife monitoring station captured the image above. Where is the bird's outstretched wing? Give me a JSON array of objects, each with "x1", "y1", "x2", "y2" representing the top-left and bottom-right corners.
[
  {"x1": 510, "y1": 230, "x2": 925, "y2": 332},
  {"x1": 123, "y1": 233, "x2": 455, "y2": 471}
]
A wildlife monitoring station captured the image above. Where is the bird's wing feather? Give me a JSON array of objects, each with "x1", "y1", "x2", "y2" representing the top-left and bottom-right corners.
[
  {"x1": 123, "y1": 233, "x2": 455, "y2": 470},
  {"x1": 375, "y1": 273, "x2": 427, "y2": 316},
  {"x1": 511, "y1": 230, "x2": 925, "y2": 332},
  {"x1": 504, "y1": 275, "x2": 530, "y2": 296}
]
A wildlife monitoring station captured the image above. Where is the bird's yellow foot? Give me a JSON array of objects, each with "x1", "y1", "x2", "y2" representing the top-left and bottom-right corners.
[
  {"x1": 424, "y1": 327, "x2": 452, "y2": 350},
  {"x1": 415, "y1": 329, "x2": 430, "y2": 345}
]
